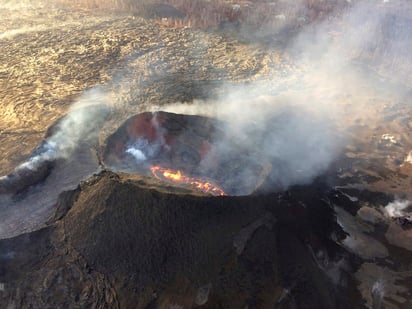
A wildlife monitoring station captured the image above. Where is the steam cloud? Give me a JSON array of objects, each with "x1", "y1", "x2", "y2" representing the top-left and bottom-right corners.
[
  {"x1": 126, "y1": 146, "x2": 147, "y2": 162},
  {"x1": 14, "y1": 87, "x2": 110, "y2": 172},
  {"x1": 147, "y1": 0, "x2": 412, "y2": 191},
  {"x1": 125, "y1": 138, "x2": 163, "y2": 162},
  {"x1": 0, "y1": 87, "x2": 111, "y2": 238},
  {"x1": 384, "y1": 199, "x2": 411, "y2": 218},
  {"x1": 149, "y1": 90, "x2": 340, "y2": 191},
  {"x1": 371, "y1": 279, "x2": 385, "y2": 307}
]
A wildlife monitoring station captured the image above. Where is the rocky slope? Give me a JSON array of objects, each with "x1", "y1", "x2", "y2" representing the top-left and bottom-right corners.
[{"x1": 0, "y1": 171, "x2": 359, "y2": 308}]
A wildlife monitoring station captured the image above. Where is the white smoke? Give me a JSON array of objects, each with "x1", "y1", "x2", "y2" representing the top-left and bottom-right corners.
[
  {"x1": 14, "y1": 87, "x2": 110, "y2": 172},
  {"x1": 0, "y1": 86, "x2": 112, "y2": 237},
  {"x1": 219, "y1": 94, "x2": 339, "y2": 189},
  {"x1": 156, "y1": 1, "x2": 412, "y2": 190},
  {"x1": 126, "y1": 147, "x2": 147, "y2": 161},
  {"x1": 125, "y1": 135, "x2": 165, "y2": 164},
  {"x1": 371, "y1": 279, "x2": 385, "y2": 303},
  {"x1": 404, "y1": 151, "x2": 412, "y2": 164},
  {"x1": 384, "y1": 199, "x2": 410, "y2": 218},
  {"x1": 151, "y1": 90, "x2": 340, "y2": 191},
  {"x1": 18, "y1": 141, "x2": 58, "y2": 171}
]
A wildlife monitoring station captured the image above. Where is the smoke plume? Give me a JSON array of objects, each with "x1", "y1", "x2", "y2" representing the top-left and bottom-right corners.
[
  {"x1": 145, "y1": 0, "x2": 412, "y2": 191},
  {"x1": 384, "y1": 199, "x2": 411, "y2": 218},
  {"x1": 0, "y1": 87, "x2": 110, "y2": 238},
  {"x1": 14, "y1": 87, "x2": 110, "y2": 172},
  {"x1": 125, "y1": 137, "x2": 163, "y2": 162}
]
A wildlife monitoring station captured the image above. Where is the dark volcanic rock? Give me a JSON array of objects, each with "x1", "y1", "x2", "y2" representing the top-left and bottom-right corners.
[
  {"x1": 0, "y1": 160, "x2": 54, "y2": 195},
  {"x1": 0, "y1": 171, "x2": 359, "y2": 308}
]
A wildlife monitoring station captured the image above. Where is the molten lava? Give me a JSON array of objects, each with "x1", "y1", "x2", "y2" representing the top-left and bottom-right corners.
[{"x1": 150, "y1": 166, "x2": 226, "y2": 196}]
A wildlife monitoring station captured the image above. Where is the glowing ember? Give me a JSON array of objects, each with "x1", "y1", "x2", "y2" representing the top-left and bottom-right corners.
[{"x1": 150, "y1": 166, "x2": 226, "y2": 196}]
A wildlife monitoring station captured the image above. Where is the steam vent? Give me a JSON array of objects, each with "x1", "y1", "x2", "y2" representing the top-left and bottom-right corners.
[{"x1": 2, "y1": 1, "x2": 412, "y2": 309}]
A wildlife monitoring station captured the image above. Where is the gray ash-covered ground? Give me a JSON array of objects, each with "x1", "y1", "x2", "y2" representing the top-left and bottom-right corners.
[{"x1": 1, "y1": 1, "x2": 412, "y2": 308}]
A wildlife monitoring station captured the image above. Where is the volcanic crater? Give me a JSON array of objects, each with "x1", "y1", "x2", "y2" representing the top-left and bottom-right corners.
[{"x1": 103, "y1": 111, "x2": 271, "y2": 196}]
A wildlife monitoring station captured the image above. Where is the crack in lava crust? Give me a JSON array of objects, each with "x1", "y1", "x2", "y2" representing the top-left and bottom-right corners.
[{"x1": 150, "y1": 165, "x2": 226, "y2": 196}]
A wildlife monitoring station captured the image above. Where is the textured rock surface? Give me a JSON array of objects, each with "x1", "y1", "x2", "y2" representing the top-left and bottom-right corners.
[{"x1": 0, "y1": 171, "x2": 358, "y2": 308}]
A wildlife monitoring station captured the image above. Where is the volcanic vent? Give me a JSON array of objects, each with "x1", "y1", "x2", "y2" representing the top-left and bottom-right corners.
[{"x1": 103, "y1": 111, "x2": 271, "y2": 195}]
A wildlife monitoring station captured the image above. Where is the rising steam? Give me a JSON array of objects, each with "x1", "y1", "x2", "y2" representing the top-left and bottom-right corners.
[
  {"x1": 14, "y1": 87, "x2": 110, "y2": 172},
  {"x1": 149, "y1": 90, "x2": 339, "y2": 191},
  {"x1": 384, "y1": 199, "x2": 411, "y2": 218},
  {"x1": 147, "y1": 0, "x2": 412, "y2": 191},
  {"x1": 0, "y1": 87, "x2": 111, "y2": 238},
  {"x1": 125, "y1": 137, "x2": 163, "y2": 162}
]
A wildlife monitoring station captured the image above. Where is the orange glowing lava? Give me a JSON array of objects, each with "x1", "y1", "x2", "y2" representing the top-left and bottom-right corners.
[{"x1": 150, "y1": 166, "x2": 226, "y2": 196}]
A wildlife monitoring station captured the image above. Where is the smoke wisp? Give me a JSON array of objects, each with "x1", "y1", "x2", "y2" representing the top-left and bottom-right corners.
[
  {"x1": 20, "y1": 88, "x2": 110, "y2": 171},
  {"x1": 384, "y1": 199, "x2": 411, "y2": 218},
  {"x1": 0, "y1": 87, "x2": 111, "y2": 238},
  {"x1": 149, "y1": 0, "x2": 412, "y2": 191},
  {"x1": 125, "y1": 137, "x2": 163, "y2": 162},
  {"x1": 152, "y1": 90, "x2": 340, "y2": 192}
]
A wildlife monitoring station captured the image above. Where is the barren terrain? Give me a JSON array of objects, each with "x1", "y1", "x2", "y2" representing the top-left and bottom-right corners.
[{"x1": 1, "y1": 0, "x2": 412, "y2": 308}]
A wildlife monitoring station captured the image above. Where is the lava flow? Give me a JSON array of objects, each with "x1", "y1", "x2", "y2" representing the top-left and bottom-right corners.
[{"x1": 150, "y1": 166, "x2": 226, "y2": 196}]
